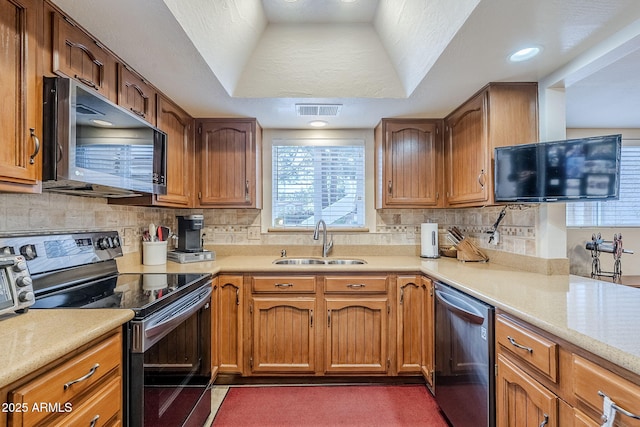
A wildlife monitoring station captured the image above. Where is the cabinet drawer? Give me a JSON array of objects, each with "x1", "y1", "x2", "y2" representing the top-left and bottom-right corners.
[
  {"x1": 573, "y1": 355, "x2": 640, "y2": 426},
  {"x1": 10, "y1": 333, "x2": 121, "y2": 426},
  {"x1": 49, "y1": 376, "x2": 121, "y2": 427},
  {"x1": 252, "y1": 276, "x2": 316, "y2": 293},
  {"x1": 324, "y1": 276, "x2": 388, "y2": 293},
  {"x1": 496, "y1": 315, "x2": 558, "y2": 382}
]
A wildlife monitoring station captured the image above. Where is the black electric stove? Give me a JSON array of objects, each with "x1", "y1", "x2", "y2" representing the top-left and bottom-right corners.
[
  {"x1": 31, "y1": 272, "x2": 210, "y2": 318},
  {"x1": 0, "y1": 231, "x2": 210, "y2": 318},
  {"x1": 0, "y1": 231, "x2": 214, "y2": 427}
]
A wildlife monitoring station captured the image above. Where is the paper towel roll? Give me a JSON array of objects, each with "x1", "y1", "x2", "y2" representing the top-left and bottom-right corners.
[{"x1": 421, "y1": 223, "x2": 439, "y2": 258}]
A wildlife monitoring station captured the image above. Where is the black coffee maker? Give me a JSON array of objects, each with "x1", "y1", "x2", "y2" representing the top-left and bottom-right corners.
[{"x1": 176, "y1": 215, "x2": 204, "y2": 253}]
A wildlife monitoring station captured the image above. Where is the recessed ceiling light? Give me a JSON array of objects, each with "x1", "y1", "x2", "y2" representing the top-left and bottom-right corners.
[
  {"x1": 509, "y1": 46, "x2": 542, "y2": 62},
  {"x1": 309, "y1": 120, "x2": 328, "y2": 128}
]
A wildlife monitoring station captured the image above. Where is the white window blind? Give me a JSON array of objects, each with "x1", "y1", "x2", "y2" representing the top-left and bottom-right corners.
[
  {"x1": 567, "y1": 144, "x2": 640, "y2": 226},
  {"x1": 272, "y1": 140, "x2": 365, "y2": 228}
]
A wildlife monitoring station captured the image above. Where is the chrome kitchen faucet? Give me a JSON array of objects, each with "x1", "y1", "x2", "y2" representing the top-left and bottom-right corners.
[{"x1": 313, "y1": 219, "x2": 333, "y2": 257}]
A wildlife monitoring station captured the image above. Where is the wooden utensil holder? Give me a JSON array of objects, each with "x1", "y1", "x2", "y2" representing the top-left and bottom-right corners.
[{"x1": 455, "y1": 238, "x2": 489, "y2": 262}]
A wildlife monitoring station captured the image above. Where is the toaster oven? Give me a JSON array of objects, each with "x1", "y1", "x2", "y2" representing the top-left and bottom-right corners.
[{"x1": 0, "y1": 255, "x2": 35, "y2": 317}]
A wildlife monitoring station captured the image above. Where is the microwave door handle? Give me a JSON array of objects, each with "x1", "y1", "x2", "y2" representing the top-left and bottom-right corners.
[
  {"x1": 145, "y1": 287, "x2": 212, "y2": 338},
  {"x1": 435, "y1": 289, "x2": 485, "y2": 325}
]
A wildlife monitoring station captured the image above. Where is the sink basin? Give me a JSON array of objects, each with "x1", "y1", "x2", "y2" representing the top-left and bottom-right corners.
[
  {"x1": 273, "y1": 258, "x2": 326, "y2": 265},
  {"x1": 325, "y1": 259, "x2": 366, "y2": 265},
  {"x1": 272, "y1": 258, "x2": 367, "y2": 265}
]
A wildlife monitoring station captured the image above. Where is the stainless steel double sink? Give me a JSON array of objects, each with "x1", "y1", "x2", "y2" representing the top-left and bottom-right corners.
[{"x1": 272, "y1": 257, "x2": 367, "y2": 265}]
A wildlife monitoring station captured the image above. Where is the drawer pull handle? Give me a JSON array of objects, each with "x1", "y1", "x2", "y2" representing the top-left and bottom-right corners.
[
  {"x1": 346, "y1": 284, "x2": 366, "y2": 288},
  {"x1": 507, "y1": 336, "x2": 533, "y2": 353},
  {"x1": 63, "y1": 364, "x2": 99, "y2": 390},
  {"x1": 539, "y1": 414, "x2": 548, "y2": 427},
  {"x1": 89, "y1": 414, "x2": 100, "y2": 427},
  {"x1": 274, "y1": 283, "x2": 293, "y2": 288},
  {"x1": 598, "y1": 391, "x2": 640, "y2": 421}
]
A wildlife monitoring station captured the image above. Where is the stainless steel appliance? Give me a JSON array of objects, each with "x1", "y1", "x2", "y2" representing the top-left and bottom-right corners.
[
  {"x1": 168, "y1": 215, "x2": 214, "y2": 264},
  {"x1": 42, "y1": 77, "x2": 168, "y2": 197},
  {"x1": 0, "y1": 231, "x2": 212, "y2": 427},
  {"x1": 0, "y1": 255, "x2": 35, "y2": 316},
  {"x1": 434, "y1": 281, "x2": 495, "y2": 427}
]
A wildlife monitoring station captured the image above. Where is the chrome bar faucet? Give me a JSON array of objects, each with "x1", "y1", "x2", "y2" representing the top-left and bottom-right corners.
[{"x1": 313, "y1": 219, "x2": 333, "y2": 257}]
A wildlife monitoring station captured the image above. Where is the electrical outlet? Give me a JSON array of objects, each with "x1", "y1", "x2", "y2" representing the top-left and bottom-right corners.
[
  {"x1": 248, "y1": 226, "x2": 261, "y2": 240},
  {"x1": 490, "y1": 231, "x2": 500, "y2": 245}
]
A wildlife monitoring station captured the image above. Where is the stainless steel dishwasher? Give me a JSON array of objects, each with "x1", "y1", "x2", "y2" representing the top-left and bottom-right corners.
[{"x1": 434, "y1": 281, "x2": 495, "y2": 427}]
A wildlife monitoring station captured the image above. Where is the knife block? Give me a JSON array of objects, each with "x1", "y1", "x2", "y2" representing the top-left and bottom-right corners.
[{"x1": 455, "y1": 238, "x2": 489, "y2": 262}]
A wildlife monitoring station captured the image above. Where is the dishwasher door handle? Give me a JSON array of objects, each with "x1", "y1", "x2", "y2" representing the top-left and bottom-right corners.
[{"x1": 435, "y1": 289, "x2": 485, "y2": 325}]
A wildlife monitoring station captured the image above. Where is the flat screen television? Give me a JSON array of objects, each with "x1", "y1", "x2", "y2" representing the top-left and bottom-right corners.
[{"x1": 494, "y1": 134, "x2": 621, "y2": 203}]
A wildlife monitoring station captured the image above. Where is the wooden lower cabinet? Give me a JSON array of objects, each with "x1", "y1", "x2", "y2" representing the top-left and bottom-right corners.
[
  {"x1": 4, "y1": 329, "x2": 123, "y2": 427},
  {"x1": 396, "y1": 275, "x2": 425, "y2": 375},
  {"x1": 218, "y1": 275, "x2": 243, "y2": 374},
  {"x1": 496, "y1": 353, "x2": 558, "y2": 427},
  {"x1": 250, "y1": 297, "x2": 318, "y2": 374},
  {"x1": 496, "y1": 312, "x2": 640, "y2": 427},
  {"x1": 325, "y1": 297, "x2": 389, "y2": 374}
]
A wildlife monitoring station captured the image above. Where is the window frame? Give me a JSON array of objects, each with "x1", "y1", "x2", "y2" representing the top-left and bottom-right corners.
[
  {"x1": 262, "y1": 129, "x2": 375, "y2": 233},
  {"x1": 566, "y1": 138, "x2": 640, "y2": 227}
]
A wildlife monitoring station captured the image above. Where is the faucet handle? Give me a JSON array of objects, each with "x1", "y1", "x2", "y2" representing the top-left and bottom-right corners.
[{"x1": 280, "y1": 249, "x2": 287, "y2": 257}]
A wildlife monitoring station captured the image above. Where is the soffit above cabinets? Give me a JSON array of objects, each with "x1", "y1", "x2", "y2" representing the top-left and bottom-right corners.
[{"x1": 50, "y1": 0, "x2": 640, "y2": 129}]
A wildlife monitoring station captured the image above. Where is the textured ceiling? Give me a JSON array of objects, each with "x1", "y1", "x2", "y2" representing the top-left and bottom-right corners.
[
  {"x1": 162, "y1": 0, "x2": 480, "y2": 98},
  {"x1": 49, "y1": 0, "x2": 640, "y2": 130}
]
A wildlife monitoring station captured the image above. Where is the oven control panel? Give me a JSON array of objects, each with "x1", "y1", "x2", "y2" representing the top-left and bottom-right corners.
[{"x1": 0, "y1": 231, "x2": 123, "y2": 276}]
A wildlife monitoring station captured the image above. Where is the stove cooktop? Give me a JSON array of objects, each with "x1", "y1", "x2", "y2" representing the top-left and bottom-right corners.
[{"x1": 32, "y1": 272, "x2": 211, "y2": 318}]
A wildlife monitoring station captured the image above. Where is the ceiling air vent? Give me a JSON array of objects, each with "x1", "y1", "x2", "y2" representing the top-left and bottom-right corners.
[{"x1": 296, "y1": 104, "x2": 342, "y2": 117}]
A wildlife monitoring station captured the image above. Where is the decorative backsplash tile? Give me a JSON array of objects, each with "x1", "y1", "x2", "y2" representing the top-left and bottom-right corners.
[{"x1": 0, "y1": 193, "x2": 539, "y2": 257}]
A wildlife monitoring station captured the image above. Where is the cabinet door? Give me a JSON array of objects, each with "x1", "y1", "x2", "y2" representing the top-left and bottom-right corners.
[
  {"x1": 444, "y1": 90, "x2": 489, "y2": 205},
  {"x1": 497, "y1": 354, "x2": 558, "y2": 427},
  {"x1": 210, "y1": 277, "x2": 219, "y2": 378},
  {"x1": 325, "y1": 298, "x2": 389, "y2": 374},
  {"x1": 197, "y1": 119, "x2": 261, "y2": 208},
  {"x1": 118, "y1": 64, "x2": 156, "y2": 125},
  {"x1": 52, "y1": 12, "x2": 117, "y2": 102},
  {"x1": 155, "y1": 95, "x2": 193, "y2": 207},
  {"x1": 376, "y1": 120, "x2": 442, "y2": 208},
  {"x1": 218, "y1": 275, "x2": 243, "y2": 374},
  {"x1": 250, "y1": 297, "x2": 317, "y2": 374},
  {"x1": 422, "y1": 277, "x2": 435, "y2": 388},
  {"x1": 0, "y1": 0, "x2": 41, "y2": 190},
  {"x1": 396, "y1": 276, "x2": 424, "y2": 374}
]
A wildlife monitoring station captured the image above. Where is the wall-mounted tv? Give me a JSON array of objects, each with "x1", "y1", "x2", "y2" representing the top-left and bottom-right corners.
[{"x1": 494, "y1": 134, "x2": 621, "y2": 203}]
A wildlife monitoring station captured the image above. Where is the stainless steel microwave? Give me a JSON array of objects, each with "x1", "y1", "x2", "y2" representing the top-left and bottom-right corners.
[{"x1": 42, "y1": 77, "x2": 167, "y2": 198}]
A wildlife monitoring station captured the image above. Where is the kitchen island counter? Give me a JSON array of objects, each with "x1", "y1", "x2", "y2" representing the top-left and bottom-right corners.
[{"x1": 116, "y1": 252, "x2": 640, "y2": 376}]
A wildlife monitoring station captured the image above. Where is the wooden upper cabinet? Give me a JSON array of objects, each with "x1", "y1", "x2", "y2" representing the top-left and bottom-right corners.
[
  {"x1": 444, "y1": 83, "x2": 538, "y2": 207},
  {"x1": 196, "y1": 118, "x2": 262, "y2": 208},
  {"x1": 375, "y1": 119, "x2": 443, "y2": 208},
  {"x1": 155, "y1": 95, "x2": 193, "y2": 207},
  {"x1": 0, "y1": 0, "x2": 42, "y2": 193},
  {"x1": 51, "y1": 12, "x2": 117, "y2": 102},
  {"x1": 118, "y1": 64, "x2": 156, "y2": 125}
]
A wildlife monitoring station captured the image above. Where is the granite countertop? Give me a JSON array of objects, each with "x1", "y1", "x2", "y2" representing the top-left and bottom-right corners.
[
  {"x1": 117, "y1": 252, "x2": 640, "y2": 376},
  {"x1": 0, "y1": 309, "x2": 134, "y2": 389}
]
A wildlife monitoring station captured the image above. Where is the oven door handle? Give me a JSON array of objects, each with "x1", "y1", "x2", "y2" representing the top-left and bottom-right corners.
[
  {"x1": 435, "y1": 289, "x2": 485, "y2": 325},
  {"x1": 145, "y1": 286, "x2": 212, "y2": 339}
]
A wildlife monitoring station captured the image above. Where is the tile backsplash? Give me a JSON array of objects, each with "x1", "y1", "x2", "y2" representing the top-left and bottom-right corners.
[{"x1": 0, "y1": 193, "x2": 538, "y2": 257}]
